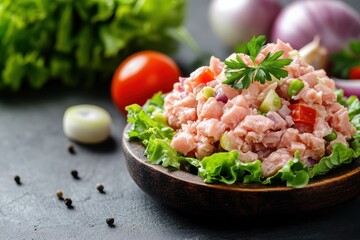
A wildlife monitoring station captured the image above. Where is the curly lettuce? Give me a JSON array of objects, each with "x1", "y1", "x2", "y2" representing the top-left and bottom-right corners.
[
  {"x1": 0, "y1": 0, "x2": 190, "y2": 91},
  {"x1": 125, "y1": 91, "x2": 360, "y2": 188}
]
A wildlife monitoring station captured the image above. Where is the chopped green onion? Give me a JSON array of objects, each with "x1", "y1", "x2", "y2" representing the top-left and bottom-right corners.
[
  {"x1": 201, "y1": 86, "x2": 215, "y2": 99},
  {"x1": 259, "y1": 89, "x2": 281, "y2": 113},
  {"x1": 324, "y1": 130, "x2": 337, "y2": 142},
  {"x1": 288, "y1": 79, "x2": 304, "y2": 97}
]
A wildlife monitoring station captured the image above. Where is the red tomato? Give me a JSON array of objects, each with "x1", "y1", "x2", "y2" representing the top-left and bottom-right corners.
[
  {"x1": 111, "y1": 51, "x2": 181, "y2": 114},
  {"x1": 289, "y1": 103, "x2": 317, "y2": 126},
  {"x1": 349, "y1": 66, "x2": 360, "y2": 79},
  {"x1": 193, "y1": 67, "x2": 215, "y2": 84}
]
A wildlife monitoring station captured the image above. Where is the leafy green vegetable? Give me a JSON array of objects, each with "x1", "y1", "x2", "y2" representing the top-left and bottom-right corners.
[
  {"x1": 331, "y1": 40, "x2": 360, "y2": 79},
  {"x1": 310, "y1": 143, "x2": 354, "y2": 177},
  {"x1": 347, "y1": 97, "x2": 360, "y2": 120},
  {"x1": 199, "y1": 151, "x2": 243, "y2": 184},
  {"x1": 126, "y1": 92, "x2": 174, "y2": 143},
  {"x1": 223, "y1": 35, "x2": 292, "y2": 90},
  {"x1": 335, "y1": 88, "x2": 348, "y2": 106},
  {"x1": 146, "y1": 135, "x2": 200, "y2": 171},
  {"x1": 198, "y1": 151, "x2": 263, "y2": 185},
  {"x1": 0, "y1": 0, "x2": 190, "y2": 91},
  {"x1": 263, "y1": 152, "x2": 309, "y2": 188}
]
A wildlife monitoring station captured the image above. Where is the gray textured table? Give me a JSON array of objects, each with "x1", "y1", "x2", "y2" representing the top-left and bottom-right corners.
[{"x1": 1, "y1": 1, "x2": 360, "y2": 239}]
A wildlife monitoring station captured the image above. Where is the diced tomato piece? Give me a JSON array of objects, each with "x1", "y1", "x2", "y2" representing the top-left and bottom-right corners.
[
  {"x1": 194, "y1": 67, "x2": 215, "y2": 84},
  {"x1": 289, "y1": 103, "x2": 317, "y2": 126},
  {"x1": 349, "y1": 66, "x2": 360, "y2": 80}
]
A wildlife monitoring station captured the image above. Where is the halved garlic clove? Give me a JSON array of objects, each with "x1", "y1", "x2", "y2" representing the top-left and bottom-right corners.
[
  {"x1": 63, "y1": 104, "x2": 112, "y2": 144},
  {"x1": 299, "y1": 35, "x2": 329, "y2": 70}
]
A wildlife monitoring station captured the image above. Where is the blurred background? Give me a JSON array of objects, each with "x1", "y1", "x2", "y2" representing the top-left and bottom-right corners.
[{"x1": 177, "y1": 0, "x2": 360, "y2": 73}]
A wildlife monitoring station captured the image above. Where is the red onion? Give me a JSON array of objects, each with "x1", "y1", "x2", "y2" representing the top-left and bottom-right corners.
[
  {"x1": 271, "y1": 0, "x2": 360, "y2": 54},
  {"x1": 208, "y1": 0, "x2": 282, "y2": 48},
  {"x1": 306, "y1": 158, "x2": 317, "y2": 167},
  {"x1": 266, "y1": 113, "x2": 278, "y2": 124},
  {"x1": 215, "y1": 89, "x2": 228, "y2": 103},
  {"x1": 216, "y1": 94, "x2": 228, "y2": 103}
]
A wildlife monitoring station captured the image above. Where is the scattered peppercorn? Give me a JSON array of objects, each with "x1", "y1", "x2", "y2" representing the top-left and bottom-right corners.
[
  {"x1": 106, "y1": 218, "x2": 115, "y2": 226},
  {"x1": 64, "y1": 198, "x2": 73, "y2": 208},
  {"x1": 67, "y1": 144, "x2": 76, "y2": 154},
  {"x1": 14, "y1": 175, "x2": 21, "y2": 185},
  {"x1": 71, "y1": 170, "x2": 80, "y2": 180},
  {"x1": 56, "y1": 190, "x2": 63, "y2": 200},
  {"x1": 96, "y1": 183, "x2": 105, "y2": 193}
]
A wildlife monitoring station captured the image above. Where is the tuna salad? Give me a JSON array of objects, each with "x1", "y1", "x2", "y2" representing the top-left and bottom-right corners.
[{"x1": 126, "y1": 36, "x2": 360, "y2": 188}]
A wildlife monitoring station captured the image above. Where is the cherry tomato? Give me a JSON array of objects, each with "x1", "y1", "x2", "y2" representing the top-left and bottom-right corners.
[
  {"x1": 111, "y1": 51, "x2": 181, "y2": 114},
  {"x1": 349, "y1": 66, "x2": 360, "y2": 79},
  {"x1": 289, "y1": 103, "x2": 317, "y2": 126}
]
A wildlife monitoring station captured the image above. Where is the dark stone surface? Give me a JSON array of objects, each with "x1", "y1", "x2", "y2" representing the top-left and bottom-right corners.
[{"x1": 1, "y1": 1, "x2": 360, "y2": 239}]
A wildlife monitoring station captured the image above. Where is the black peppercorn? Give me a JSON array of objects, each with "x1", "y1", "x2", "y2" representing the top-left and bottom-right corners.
[
  {"x1": 67, "y1": 144, "x2": 76, "y2": 154},
  {"x1": 64, "y1": 198, "x2": 73, "y2": 208},
  {"x1": 96, "y1": 183, "x2": 105, "y2": 193},
  {"x1": 71, "y1": 170, "x2": 80, "y2": 179},
  {"x1": 14, "y1": 175, "x2": 21, "y2": 185},
  {"x1": 106, "y1": 218, "x2": 115, "y2": 226},
  {"x1": 56, "y1": 190, "x2": 63, "y2": 200}
]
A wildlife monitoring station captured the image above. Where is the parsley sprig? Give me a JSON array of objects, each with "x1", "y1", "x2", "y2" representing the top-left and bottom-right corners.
[{"x1": 223, "y1": 35, "x2": 292, "y2": 90}]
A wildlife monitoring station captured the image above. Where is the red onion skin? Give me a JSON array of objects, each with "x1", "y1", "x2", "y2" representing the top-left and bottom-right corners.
[
  {"x1": 208, "y1": 0, "x2": 282, "y2": 48},
  {"x1": 215, "y1": 88, "x2": 228, "y2": 103},
  {"x1": 271, "y1": 0, "x2": 360, "y2": 54},
  {"x1": 216, "y1": 93, "x2": 228, "y2": 103}
]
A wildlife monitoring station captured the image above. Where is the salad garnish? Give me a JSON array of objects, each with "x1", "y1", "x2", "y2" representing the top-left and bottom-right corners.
[{"x1": 223, "y1": 35, "x2": 292, "y2": 89}]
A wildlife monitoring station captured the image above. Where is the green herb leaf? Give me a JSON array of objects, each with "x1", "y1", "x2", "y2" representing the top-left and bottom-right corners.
[
  {"x1": 0, "y1": 0, "x2": 190, "y2": 91},
  {"x1": 248, "y1": 35, "x2": 266, "y2": 62},
  {"x1": 224, "y1": 35, "x2": 292, "y2": 90}
]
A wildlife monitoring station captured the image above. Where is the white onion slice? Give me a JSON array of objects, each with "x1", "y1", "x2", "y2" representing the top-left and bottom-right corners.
[{"x1": 63, "y1": 105, "x2": 112, "y2": 144}]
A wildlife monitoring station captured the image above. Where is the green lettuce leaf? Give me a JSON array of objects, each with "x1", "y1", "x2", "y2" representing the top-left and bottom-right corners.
[
  {"x1": 198, "y1": 151, "x2": 240, "y2": 185},
  {"x1": 347, "y1": 97, "x2": 360, "y2": 120},
  {"x1": 0, "y1": 0, "x2": 190, "y2": 91},
  {"x1": 126, "y1": 93, "x2": 173, "y2": 142},
  {"x1": 145, "y1": 133, "x2": 200, "y2": 170},
  {"x1": 198, "y1": 151, "x2": 262, "y2": 185},
  {"x1": 310, "y1": 143, "x2": 354, "y2": 177},
  {"x1": 238, "y1": 160, "x2": 262, "y2": 184},
  {"x1": 263, "y1": 151, "x2": 309, "y2": 188}
]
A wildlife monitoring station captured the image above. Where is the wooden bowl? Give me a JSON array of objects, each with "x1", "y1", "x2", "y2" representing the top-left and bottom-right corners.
[{"x1": 122, "y1": 124, "x2": 360, "y2": 218}]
